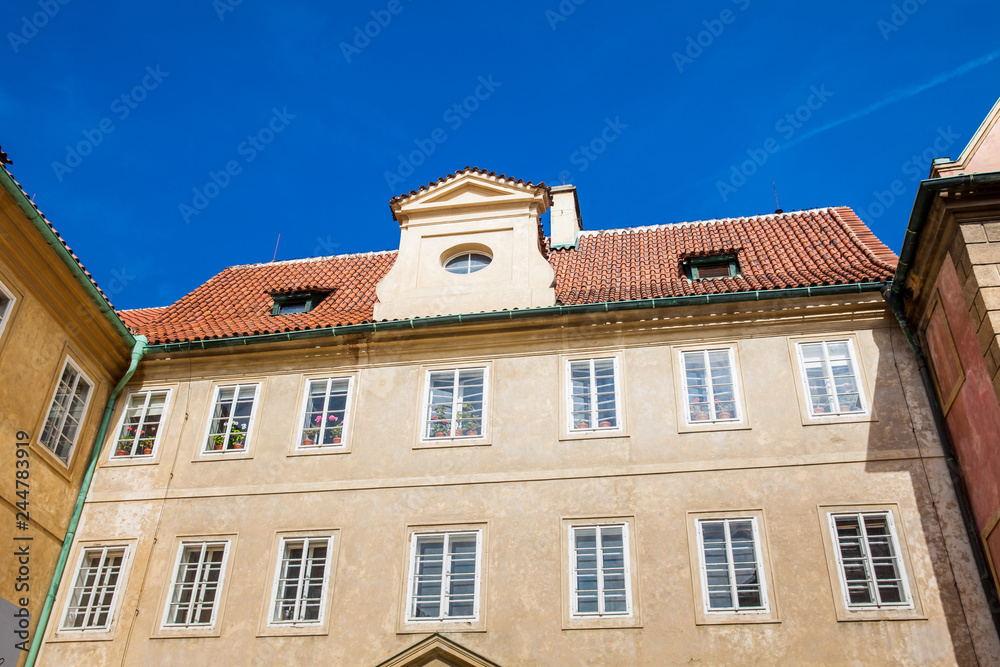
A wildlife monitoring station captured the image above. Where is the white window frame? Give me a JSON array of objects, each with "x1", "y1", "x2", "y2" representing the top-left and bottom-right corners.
[
  {"x1": 0, "y1": 277, "x2": 15, "y2": 342},
  {"x1": 161, "y1": 540, "x2": 231, "y2": 630},
  {"x1": 680, "y1": 348, "x2": 743, "y2": 425},
  {"x1": 796, "y1": 339, "x2": 868, "y2": 417},
  {"x1": 109, "y1": 389, "x2": 171, "y2": 460},
  {"x1": 695, "y1": 517, "x2": 769, "y2": 614},
  {"x1": 59, "y1": 545, "x2": 129, "y2": 632},
  {"x1": 202, "y1": 383, "x2": 259, "y2": 454},
  {"x1": 267, "y1": 535, "x2": 334, "y2": 626},
  {"x1": 828, "y1": 511, "x2": 913, "y2": 611},
  {"x1": 566, "y1": 357, "x2": 622, "y2": 433},
  {"x1": 569, "y1": 522, "x2": 633, "y2": 618},
  {"x1": 296, "y1": 377, "x2": 353, "y2": 450},
  {"x1": 420, "y1": 367, "x2": 489, "y2": 441},
  {"x1": 405, "y1": 529, "x2": 483, "y2": 623},
  {"x1": 40, "y1": 357, "x2": 94, "y2": 463}
]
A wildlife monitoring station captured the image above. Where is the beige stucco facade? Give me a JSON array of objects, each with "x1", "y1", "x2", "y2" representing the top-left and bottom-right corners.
[
  {"x1": 35, "y1": 294, "x2": 1000, "y2": 665},
  {"x1": 0, "y1": 180, "x2": 131, "y2": 662}
]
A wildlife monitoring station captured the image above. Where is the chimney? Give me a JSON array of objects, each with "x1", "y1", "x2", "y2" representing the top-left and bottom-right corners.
[{"x1": 549, "y1": 184, "x2": 582, "y2": 249}]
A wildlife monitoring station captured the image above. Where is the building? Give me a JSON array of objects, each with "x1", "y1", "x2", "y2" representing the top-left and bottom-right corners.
[
  {"x1": 0, "y1": 163, "x2": 137, "y2": 665},
  {"x1": 891, "y1": 97, "x2": 1000, "y2": 602},
  {"x1": 20, "y1": 166, "x2": 1000, "y2": 665}
]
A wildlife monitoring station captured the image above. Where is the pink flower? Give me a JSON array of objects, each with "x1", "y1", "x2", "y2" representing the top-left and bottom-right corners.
[
  {"x1": 328, "y1": 415, "x2": 338, "y2": 422},
  {"x1": 313, "y1": 415, "x2": 322, "y2": 425}
]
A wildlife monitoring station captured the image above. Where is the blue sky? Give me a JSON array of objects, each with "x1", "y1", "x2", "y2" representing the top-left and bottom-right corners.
[{"x1": 2, "y1": 0, "x2": 998, "y2": 309}]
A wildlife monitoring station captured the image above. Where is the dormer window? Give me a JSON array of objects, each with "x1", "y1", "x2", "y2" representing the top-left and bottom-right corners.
[
  {"x1": 683, "y1": 255, "x2": 739, "y2": 280},
  {"x1": 270, "y1": 291, "x2": 329, "y2": 316},
  {"x1": 444, "y1": 252, "x2": 491, "y2": 275}
]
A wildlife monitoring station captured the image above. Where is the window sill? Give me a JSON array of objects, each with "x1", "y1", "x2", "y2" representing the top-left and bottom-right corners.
[
  {"x1": 414, "y1": 436, "x2": 492, "y2": 450},
  {"x1": 558, "y1": 429, "x2": 629, "y2": 442},
  {"x1": 150, "y1": 625, "x2": 222, "y2": 639},
  {"x1": 48, "y1": 629, "x2": 117, "y2": 643},
  {"x1": 288, "y1": 445, "x2": 351, "y2": 457},
  {"x1": 256, "y1": 623, "x2": 329, "y2": 638},
  {"x1": 678, "y1": 420, "x2": 751, "y2": 435},
  {"x1": 695, "y1": 611, "x2": 780, "y2": 626},
  {"x1": 563, "y1": 616, "x2": 642, "y2": 630},
  {"x1": 192, "y1": 449, "x2": 253, "y2": 462},
  {"x1": 397, "y1": 619, "x2": 485, "y2": 635},
  {"x1": 801, "y1": 411, "x2": 877, "y2": 427},
  {"x1": 103, "y1": 454, "x2": 160, "y2": 467}
]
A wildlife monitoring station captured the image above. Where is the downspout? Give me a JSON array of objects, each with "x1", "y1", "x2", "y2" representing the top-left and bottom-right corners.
[{"x1": 25, "y1": 335, "x2": 148, "y2": 667}]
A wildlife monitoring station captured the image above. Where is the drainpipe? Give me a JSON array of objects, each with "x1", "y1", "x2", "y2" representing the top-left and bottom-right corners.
[
  {"x1": 883, "y1": 289, "x2": 1000, "y2": 636},
  {"x1": 25, "y1": 336, "x2": 148, "y2": 667}
]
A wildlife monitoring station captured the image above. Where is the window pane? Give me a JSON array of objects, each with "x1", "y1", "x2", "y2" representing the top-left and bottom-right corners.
[
  {"x1": 699, "y1": 519, "x2": 765, "y2": 612},
  {"x1": 570, "y1": 359, "x2": 617, "y2": 430},
  {"x1": 832, "y1": 512, "x2": 908, "y2": 608},
  {"x1": 408, "y1": 531, "x2": 480, "y2": 621},
  {"x1": 572, "y1": 524, "x2": 630, "y2": 617}
]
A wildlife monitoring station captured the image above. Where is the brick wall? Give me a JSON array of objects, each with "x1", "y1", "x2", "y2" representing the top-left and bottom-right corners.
[{"x1": 951, "y1": 221, "x2": 1000, "y2": 402}]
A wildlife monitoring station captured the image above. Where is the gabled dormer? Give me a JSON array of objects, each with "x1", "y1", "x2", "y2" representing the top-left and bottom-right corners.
[
  {"x1": 931, "y1": 96, "x2": 1000, "y2": 178},
  {"x1": 374, "y1": 167, "x2": 557, "y2": 320}
]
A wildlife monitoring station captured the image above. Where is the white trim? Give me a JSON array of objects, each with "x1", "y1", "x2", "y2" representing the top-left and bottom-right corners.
[
  {"x1": 828, "y1": 510, "x2": 913, "y2": 611},
  {"x1": 201, "y1": 383, "x2": 260, "y2": 454},
  {"x1": 679, "y1": 348, "x2": 743, "y2": 425},
  {"x1": 58, "y1": 545, "x2": 130, "y2": 632},
  {"x1": 108, "y1": 389, "x2": 172, "y2": 460},
  {"x1": 405, "y1": 529, "x2": 483, "y2": 622},
  {"x1": 443, "y1": 251, "x2": 493, "y2": 275},
  {"x1": 296, "y1": 377, "x2": 354, "y2": 450},
  {"x1": 0, "y1": 277, "x2": 15, "y2": 342},
  {"x1": 568, "y1": 522, "x2": 633, "y2": 618},
  {"x1": 39, "y1": 357, "x2": 94, "y2": 464},
  {"x1": 795, "y1": 339, "x2": 868, "y2": 417},
  {"x1": 420, "y1": 367, "x2": 489, "y2": 441},
  {"x1": 695, "y1": 517, "x2": 769, "y2": 615},
  {"x1": 160, "y1": 540, "x2": 231, "y2": 630},
  {"x1": 565, "y1": 357, "x2": 622, "y2": 433},
  {"x1": 266, "y1": 534, "x2": 335, "y2": 626}
]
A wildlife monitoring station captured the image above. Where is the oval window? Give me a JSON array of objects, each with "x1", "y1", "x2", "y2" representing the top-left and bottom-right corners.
[{"x1": 444, "y1": 252, "x2": 491, "y2": 275}]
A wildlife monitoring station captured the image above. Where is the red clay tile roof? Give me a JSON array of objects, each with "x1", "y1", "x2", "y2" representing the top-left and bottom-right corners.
[{"x1": 120, "y1": 206, "x2": 896, "y2": 345}]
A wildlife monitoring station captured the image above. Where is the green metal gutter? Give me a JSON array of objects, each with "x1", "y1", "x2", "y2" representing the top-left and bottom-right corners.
[
  {"x1": 890, "y1": 170, "x2": 1000, "y2": 298},
  {"x1": 0, "y1": 166, "x2": 136, "y2": 347},
  {"x1": 149, "y1": 281, "x2": 889, "y2": 353},
  {"x1": 25, "y1": 336, "x2": 148, "y2": 666}
]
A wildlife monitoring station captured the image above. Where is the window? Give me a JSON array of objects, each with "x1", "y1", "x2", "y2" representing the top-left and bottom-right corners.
[
  {"x1": 570, "y1": 523, "x2": 632, "y2": 617},
  {"x1": 0, "y1": 278, "x2": 13, "y2": 340},
  {"x1": 163, "y1": 541, "x2": 230, "y2": 628},
  {"x1": 444, "y1": 252, "x2": 491, "y2": 274},
  {"x1": 423, "y1": 368, "x2": 486, "y2": 440},
  {"x1": 829, "y1": 511, "x2": 911, "y2": 610},
  {"x1": 681, "y1": 349, "x2": 740, "y2": 424},
  {"x1": 696, "y1": 518, "x2": 768, "y2": 613},
  {"x1": 568, "y1": 358, "x2": 620, "y2": 431},
  {"x1": 60, "y1": 546, "x2": 127, "y2": 631},
  {"x1": 40, "y1": 358, "x2": 93, "y2": 462},
  {"x1": 204, "y1": 384, "x2": 258, "y2": 453},
  {"x1": 112, "y1": 390, "x2": 169, "y2": 458},
  {"x1": 683, "y1": 254, "x2": 739, "y2": 280},
  {"x1": 270, "y1": 290, "x2": 329, "y2": 316},
  {"x1": 299, "y1": 378, "x2": 352, "y2": 448},
  {"x1": 269, "y1": 536, "x2": 333, "y2": 625},
  {"x1": 406, "y1": 530, "x2": 482, "y2": 621},
  {"x1": 797, "y1": 340, "x2": 866, "y2": 416}
]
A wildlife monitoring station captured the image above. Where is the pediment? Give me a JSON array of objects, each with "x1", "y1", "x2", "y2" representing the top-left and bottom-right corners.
[
  {"x1": 377, "y1": 634, "x2": 501, "y2": 667},
  {"x1": 391, "y1": 170, "x2": 550, "y2": 224},
  {"x1": 932, "y1": 96, "x2": 1000, "y2": 177}
]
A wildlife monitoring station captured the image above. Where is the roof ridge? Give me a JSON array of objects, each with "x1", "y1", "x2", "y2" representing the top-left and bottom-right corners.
[
  {"x1": 829, "y1": 207, "x2": 898, "y2": 267},
  {"x1": 389, "y1": 166, "x2": 547, "y2": 205},
  {"x1": 575, "y1": 207, "x2": 841, "y2": 237},
  {"x1": 229, "y1": 249, "x2": 397, "y2": 270}
]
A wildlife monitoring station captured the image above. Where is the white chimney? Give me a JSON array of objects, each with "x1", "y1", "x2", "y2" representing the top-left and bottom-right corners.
[{"x1": 549, "y1": 184, "x2": 582, "y2": 249}]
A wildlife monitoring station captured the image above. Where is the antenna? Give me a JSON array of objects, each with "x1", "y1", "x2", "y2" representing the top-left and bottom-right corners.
[
  {"x1": 772, "y1": 182, "x2": 782, "y2": 214},
  {"x1": 272, "y1": 233, "x2": 281, "y2": 262}
]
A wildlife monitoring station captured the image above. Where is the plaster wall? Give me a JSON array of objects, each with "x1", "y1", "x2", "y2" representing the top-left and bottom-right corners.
[{"x1": 37, "y1": 298, "x2": 1000, "y2": 665}]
